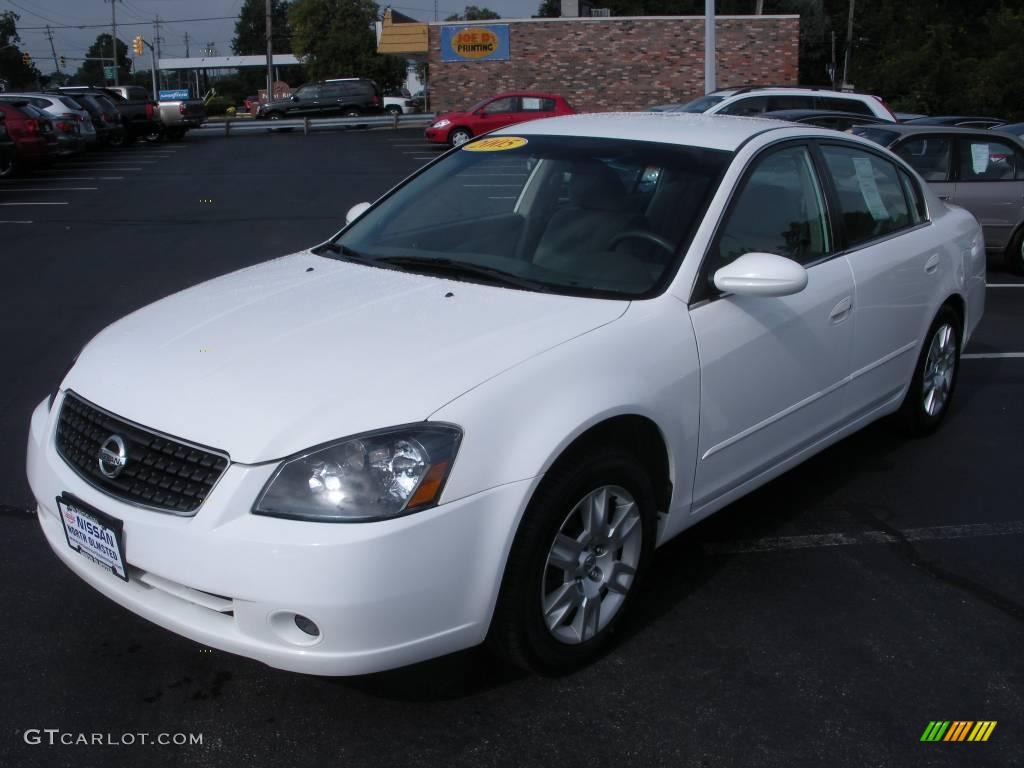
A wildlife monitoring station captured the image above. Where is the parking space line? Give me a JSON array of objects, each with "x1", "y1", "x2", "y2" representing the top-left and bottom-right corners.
[
  {"x1": 0, "y1": 187, "x2": 97, "y2": 192},
  {"x1": 0, "y1": 219, "x2": 32, "y2": 223},
  {"x1": 704, "y1": 520, "x2": 1024, "y2": 555},
  {"x1": 38, "y1": 167, "x2": 141, "y2": 172},
  {"x1": 0, "y1": 202, "x2": 68, "y2": 206},
  {"x1": 986, "y1": 283, "x2": 1024, "y2": 288},
  {"x1": 962, "y1": 352, "x2": 1024, "y2": 359},
  {"x1": 0, "y1": 176, "x2": 99, "y2": 181}
]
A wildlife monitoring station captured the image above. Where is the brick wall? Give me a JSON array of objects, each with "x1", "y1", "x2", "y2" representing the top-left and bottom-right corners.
[{"x1": 427, "y1": 16, "x2": 799, "y2": 114}]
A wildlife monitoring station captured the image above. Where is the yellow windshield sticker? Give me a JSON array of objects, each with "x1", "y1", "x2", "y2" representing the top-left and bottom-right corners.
[{"x1": 463, "y1": 136, "x2": 528, "y2": 152}]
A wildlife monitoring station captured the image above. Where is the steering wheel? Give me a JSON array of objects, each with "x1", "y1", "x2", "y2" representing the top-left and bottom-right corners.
[{"x1": 608, "y1": 229, "x2": 675, "y2": 254}]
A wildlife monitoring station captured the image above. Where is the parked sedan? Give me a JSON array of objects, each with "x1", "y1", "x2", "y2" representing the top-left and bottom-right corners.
[
  {"x1": 996, "y1": 122, "x2": 1024, "y2": 138},
  {"x1": 0, "y1": 114, "x2": 15, "y2": 178},
  {"x1": 853, "y1": 123, "x2": 1024, "y2": 273},
  {"x1": 29, "y1": 115, "x2": 983, "y2": 677},
  {"x1": 0, "y1": 100, "x2": 60, "y2": 172},
  {"x1": 0, "y1": 92, "x2": 97, "y2": 147},
  {"x1": 425, "y1": 92, "x2": 575, "y2": 146}
]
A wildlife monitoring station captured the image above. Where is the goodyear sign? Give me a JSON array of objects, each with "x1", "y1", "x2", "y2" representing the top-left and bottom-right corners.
[{"x1": 441, "y1": 24, "x2": 510, "y2": 62}]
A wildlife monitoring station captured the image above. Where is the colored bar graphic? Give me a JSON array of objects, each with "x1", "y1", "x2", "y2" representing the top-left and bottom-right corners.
[
  {"x1": 968, "y1": 722, "x2": 997, "y2": 741},
  {"x1": 944, "y1": 721, "x2": 973, "y2": 741},
  {"x1": 921, "y1": 720, "x2": 996, "y2": 742},
  {"x1": 921, "y1": 721, "x2": 950, "y2": 741}
]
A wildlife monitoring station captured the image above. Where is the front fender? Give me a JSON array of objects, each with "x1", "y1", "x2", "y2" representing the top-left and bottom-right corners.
[{"x1": 431, "y1": 296, "x2": 700, "y2": 545}]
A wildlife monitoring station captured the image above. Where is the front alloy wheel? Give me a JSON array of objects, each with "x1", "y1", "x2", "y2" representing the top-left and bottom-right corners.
[
  {"x1": 488, "y1": 448, "x2": 655, "y2": 674},
  {"x1": 542, "y1": 486, "x2": 642, "y2": 644},
  {"x1": 449, "y1": 128, "x2": 472, "y2": 147}
]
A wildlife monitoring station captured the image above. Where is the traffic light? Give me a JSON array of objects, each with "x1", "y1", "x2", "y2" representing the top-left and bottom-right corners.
[
  {"x1": 22, "y1": 52, "x2": 31, "y2": 66},
  {"x1": 133, "y1": 35, "x2": 144, "y2": 55},
  {"x1": 59, "y1": 56, "x2": 66, "y2": 68}
]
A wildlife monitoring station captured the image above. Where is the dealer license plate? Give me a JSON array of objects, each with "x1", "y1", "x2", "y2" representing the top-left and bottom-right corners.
[{"x1": 57, "y1": 494, "x2": 128, "y2": 581}]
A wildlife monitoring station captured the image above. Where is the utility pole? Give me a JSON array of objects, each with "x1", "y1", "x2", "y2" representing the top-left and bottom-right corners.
[
  {"x1": 755, "y1": 0, "x2": 763, "y2": 13},
  {"x1": 106, "y1": 0, "x2": 119, "y2": 85},
  {"x1": 830, "y1": 31, "x2": 837, "y2": 90},
  {"x1": 184, "y1": 32, "x2": 190, "y2": 58},
  {"x1": 842, "y1": 0, "x2": 855, "y2": 89},
  {"x1": 153, "y1": 15, "x2": 163, "y2": 93},
  {"x1": 45, "y1": 25, "x2": 60, "y2": 74},
  {"x1": 265, "y1": 0, "x2": 274, "y2": 103},
  {"x1": 704, "y1": 0, "x2": 716, "y2": 94}
]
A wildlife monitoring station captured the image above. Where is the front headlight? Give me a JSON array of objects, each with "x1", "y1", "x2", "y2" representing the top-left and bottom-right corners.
[
  {"x1": 253, "y1": 424, "x2": 462, "y2": 523},
  {"x1": 432, "y1": 119, "x2": 451, "y2": 128}
]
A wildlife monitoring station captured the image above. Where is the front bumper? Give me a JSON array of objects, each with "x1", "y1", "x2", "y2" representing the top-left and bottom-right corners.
[
  {"x1": 424, "y1": 127, "x2": 447, "y2": 144},
  {"x1": 27, "y1": 395, "x2": 531, "y2": 675}
]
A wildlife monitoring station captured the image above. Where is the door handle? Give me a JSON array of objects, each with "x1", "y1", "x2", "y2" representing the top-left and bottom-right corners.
[
  {"x1": 924, "y1": 254, "x2": 941, "y2": 274},
  {"x1": 937, "y1": 194, "x2": 950, "y2": 200},
  {"x1": 829, "y1": 296, "x2": 853, "y2": 323}
]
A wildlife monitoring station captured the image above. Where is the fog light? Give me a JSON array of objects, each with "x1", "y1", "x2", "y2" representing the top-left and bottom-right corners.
[{"x1": 294, "y1": 614, "x2": 320, "y2": 637}]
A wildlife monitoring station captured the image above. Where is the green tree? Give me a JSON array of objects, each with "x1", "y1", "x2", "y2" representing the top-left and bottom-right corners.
[
  {"x1": 534, "y1": 0, "x2": 560, "y2": 17},
  {"x1": 0, "y1": 11, "x2": 40, "y2": 89},
  {"x1": 73, "y1": 34, "x2": 130, "y2": 86},
  {"x1": 289, "y1": 0, "x2": 407, "y2": 90},
  {"x1": 445, "y1": 6, "x2": 502, "y2": 21},
  {"x1": 233, "y1": 0, "x2": 293, "y2": 55}
]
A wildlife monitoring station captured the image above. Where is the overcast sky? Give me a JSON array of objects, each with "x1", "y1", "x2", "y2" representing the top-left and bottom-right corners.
[{"x1": 5, "y1": 0, "x2": 543, "y2": 71}]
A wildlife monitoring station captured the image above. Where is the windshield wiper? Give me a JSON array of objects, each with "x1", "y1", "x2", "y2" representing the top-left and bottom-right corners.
[
  {"x1": 312, "y1": 242, "x2": 413, "y2": 272},
  {"x1": 377, "y1": 256, "x2": 552, "y2": 292}
]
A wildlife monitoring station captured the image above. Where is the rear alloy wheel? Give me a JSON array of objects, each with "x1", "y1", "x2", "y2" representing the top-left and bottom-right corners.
[
  {"x1": 343, "y1": 108, "x2": 361, "y2": 118},
  {"x1": 449, "y1": 128, "x2": 472, "y2": 147},
  {"x1": 0, "y1": 153, "x2": 15, "y2": 178},
  {"x1": 385, "y1": 106, "x2": 402, "y2": 117},
  {"x1": 1007, "y1": 228, "x2": 1024, "y2": 276},
  {"x1": 106, "y1": 131, "x2": 128, "y2": 148},
  {"x1": 143, "y1": 129, "x2": 163, "y2": 143},
  {"x1": 896, "y1": 306, "x2": 961, "y2": 435},
  {"x1": 488, "y1": 448, "x2": 656, "y2": 674},
  {"x1": 268, "y1": 113, "x2": 283, "y2": 121}
]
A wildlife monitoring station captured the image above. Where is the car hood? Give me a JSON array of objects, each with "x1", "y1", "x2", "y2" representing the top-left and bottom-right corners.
[{"x1": 65, "y1": 252, "x2": 627, "y2": 464}]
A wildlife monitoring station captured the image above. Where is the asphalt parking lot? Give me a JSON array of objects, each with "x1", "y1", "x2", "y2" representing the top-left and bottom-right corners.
[{"x1": 1, "y1": 128, "x2": 1021, "y2": 768}]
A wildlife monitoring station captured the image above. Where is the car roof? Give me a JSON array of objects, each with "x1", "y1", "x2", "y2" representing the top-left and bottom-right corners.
[
  {"x1": 489, "y1": 91, "x2": 563, "y2": 99},
  {"x1": 858, "y1": 123, "x2": 1023, "y2": 139},
  {"x1": 714, "y1": 86, "x2": 878, "y2": 99},
  {"x1": 906, "y1": 115, "x2": 1004, "y2": 124},
  {"x1": 502, "y1": 113, "x2": 808, "y2": 152}
]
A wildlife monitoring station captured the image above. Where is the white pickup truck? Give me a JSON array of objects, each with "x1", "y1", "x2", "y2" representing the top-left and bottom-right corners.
[{"x1": 152, "y1": 89, "x2": 206, "y2": 140}]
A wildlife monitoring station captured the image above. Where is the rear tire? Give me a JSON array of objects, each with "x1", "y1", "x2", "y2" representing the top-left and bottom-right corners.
[
  {"x1": 895, "y1": 305, "x2": 962, "y2": 435},
  {"x1": 385, "y1": 105, "x2": 402, "y2": 116},
  {"x1": 487, "y1": 447, "x2": 656, "y2": 675},
  {"x1": 0, "y1": 153, "x2": 16, "y2": 178},
  {"x1": 342, "y1": 108, "x2": 361, "y2": 118},
  {"x1": 1006, "y1": 228, "x2": 1024, "y2": 275}
]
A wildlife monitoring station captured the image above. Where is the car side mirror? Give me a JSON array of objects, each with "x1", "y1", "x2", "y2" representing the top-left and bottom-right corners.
[
  {"x1": 345, "y1": 202, "x2": 371, "y2": 225},
  {"x1": 290, "y1": 94, "x2": 299, "y2": 102},
  {"x1": 713, "y1": 252, "x2": 808, "y2": 297}
]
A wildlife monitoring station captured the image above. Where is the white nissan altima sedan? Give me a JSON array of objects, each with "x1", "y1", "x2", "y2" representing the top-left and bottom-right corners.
[{"x1": 27, "y1": 114, "x2": 985, "y2": 676}]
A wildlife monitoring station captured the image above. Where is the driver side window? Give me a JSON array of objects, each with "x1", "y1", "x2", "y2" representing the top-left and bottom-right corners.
[
  {"x1": 482, "y1": 97, "x2": 517, "y2": 115},
  {"x1": 711, "y1": 144, "x2": 831, "y2": 276}
]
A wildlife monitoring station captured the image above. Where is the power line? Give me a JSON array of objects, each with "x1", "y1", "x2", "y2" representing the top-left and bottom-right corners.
[
  {"x1": 3, "y1": 0, "x2": 73, "y2": 26},
  {"x1": 14, "y1": 15, "x2": 240, "y2": 31}
]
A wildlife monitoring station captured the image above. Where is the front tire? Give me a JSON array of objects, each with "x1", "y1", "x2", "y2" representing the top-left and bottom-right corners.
[
  {"x1": 1007, "y1": 228, "x2": 1024, "y2": 275},
  {"x1": 449, "y1": 128, "x2": 472, "y2": 147},
  {"x1": 487, "y1": 448, "x2": 656, "y2": 674},
  {"x1": 896, "y1": 305, "x2": 962, "y2": 435},
  {"x1": 0, "y1": 153, "x2": 16, "y2": 178}
]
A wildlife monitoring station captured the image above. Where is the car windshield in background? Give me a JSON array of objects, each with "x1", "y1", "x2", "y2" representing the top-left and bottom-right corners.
[
  {"x1": 676, "y1": 94, "x2": 729, "y2": 113},
  {"x1": 329, "y1": 135, "x2": 731, "y2": 298}
]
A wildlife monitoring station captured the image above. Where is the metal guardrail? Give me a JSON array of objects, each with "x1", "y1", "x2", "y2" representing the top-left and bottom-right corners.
[{"x1": 189, "y1": 113, "x2": 437, "y2": 137}]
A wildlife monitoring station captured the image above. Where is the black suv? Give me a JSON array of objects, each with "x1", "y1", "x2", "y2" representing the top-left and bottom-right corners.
[{"x1": 257, "y1": 79, "x2": 383, "y2": 119}]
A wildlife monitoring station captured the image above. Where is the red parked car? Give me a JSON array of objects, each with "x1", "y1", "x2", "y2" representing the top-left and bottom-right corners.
[
  {"x1": 425, "y1": 92, "x2": 574, "y2": 147},
  {"x1": 0, "y1": 100, "x2": 59, "y2": 176}
]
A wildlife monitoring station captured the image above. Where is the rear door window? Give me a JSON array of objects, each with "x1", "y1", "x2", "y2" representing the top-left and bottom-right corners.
[
  {"x1": 521, "y1": 97, "x2": 556, "y2": 112},
  {"x1": 767, "y1": 95, "x2": 815, "y2": 111},
  {"x1": 957, "y1": 137, "x2": 1023, "y2": 181},
  {"x1": 719, "y1": 96, "x2": 768, "y2": 116},
  {"x1": 821, "y1": 145, "x2": 914, "y2": 246}
]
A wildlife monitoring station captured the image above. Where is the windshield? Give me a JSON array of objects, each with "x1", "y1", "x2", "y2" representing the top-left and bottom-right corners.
[
  {"x1": 676, "y1": 94, "x2": 729, "y2": 113},
  {"x1": 851, "y1": 127, "x2": 900, "y2": 147},
  {"x1": 329, "y1": 135, "x2": 730, "y2": 299}
]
